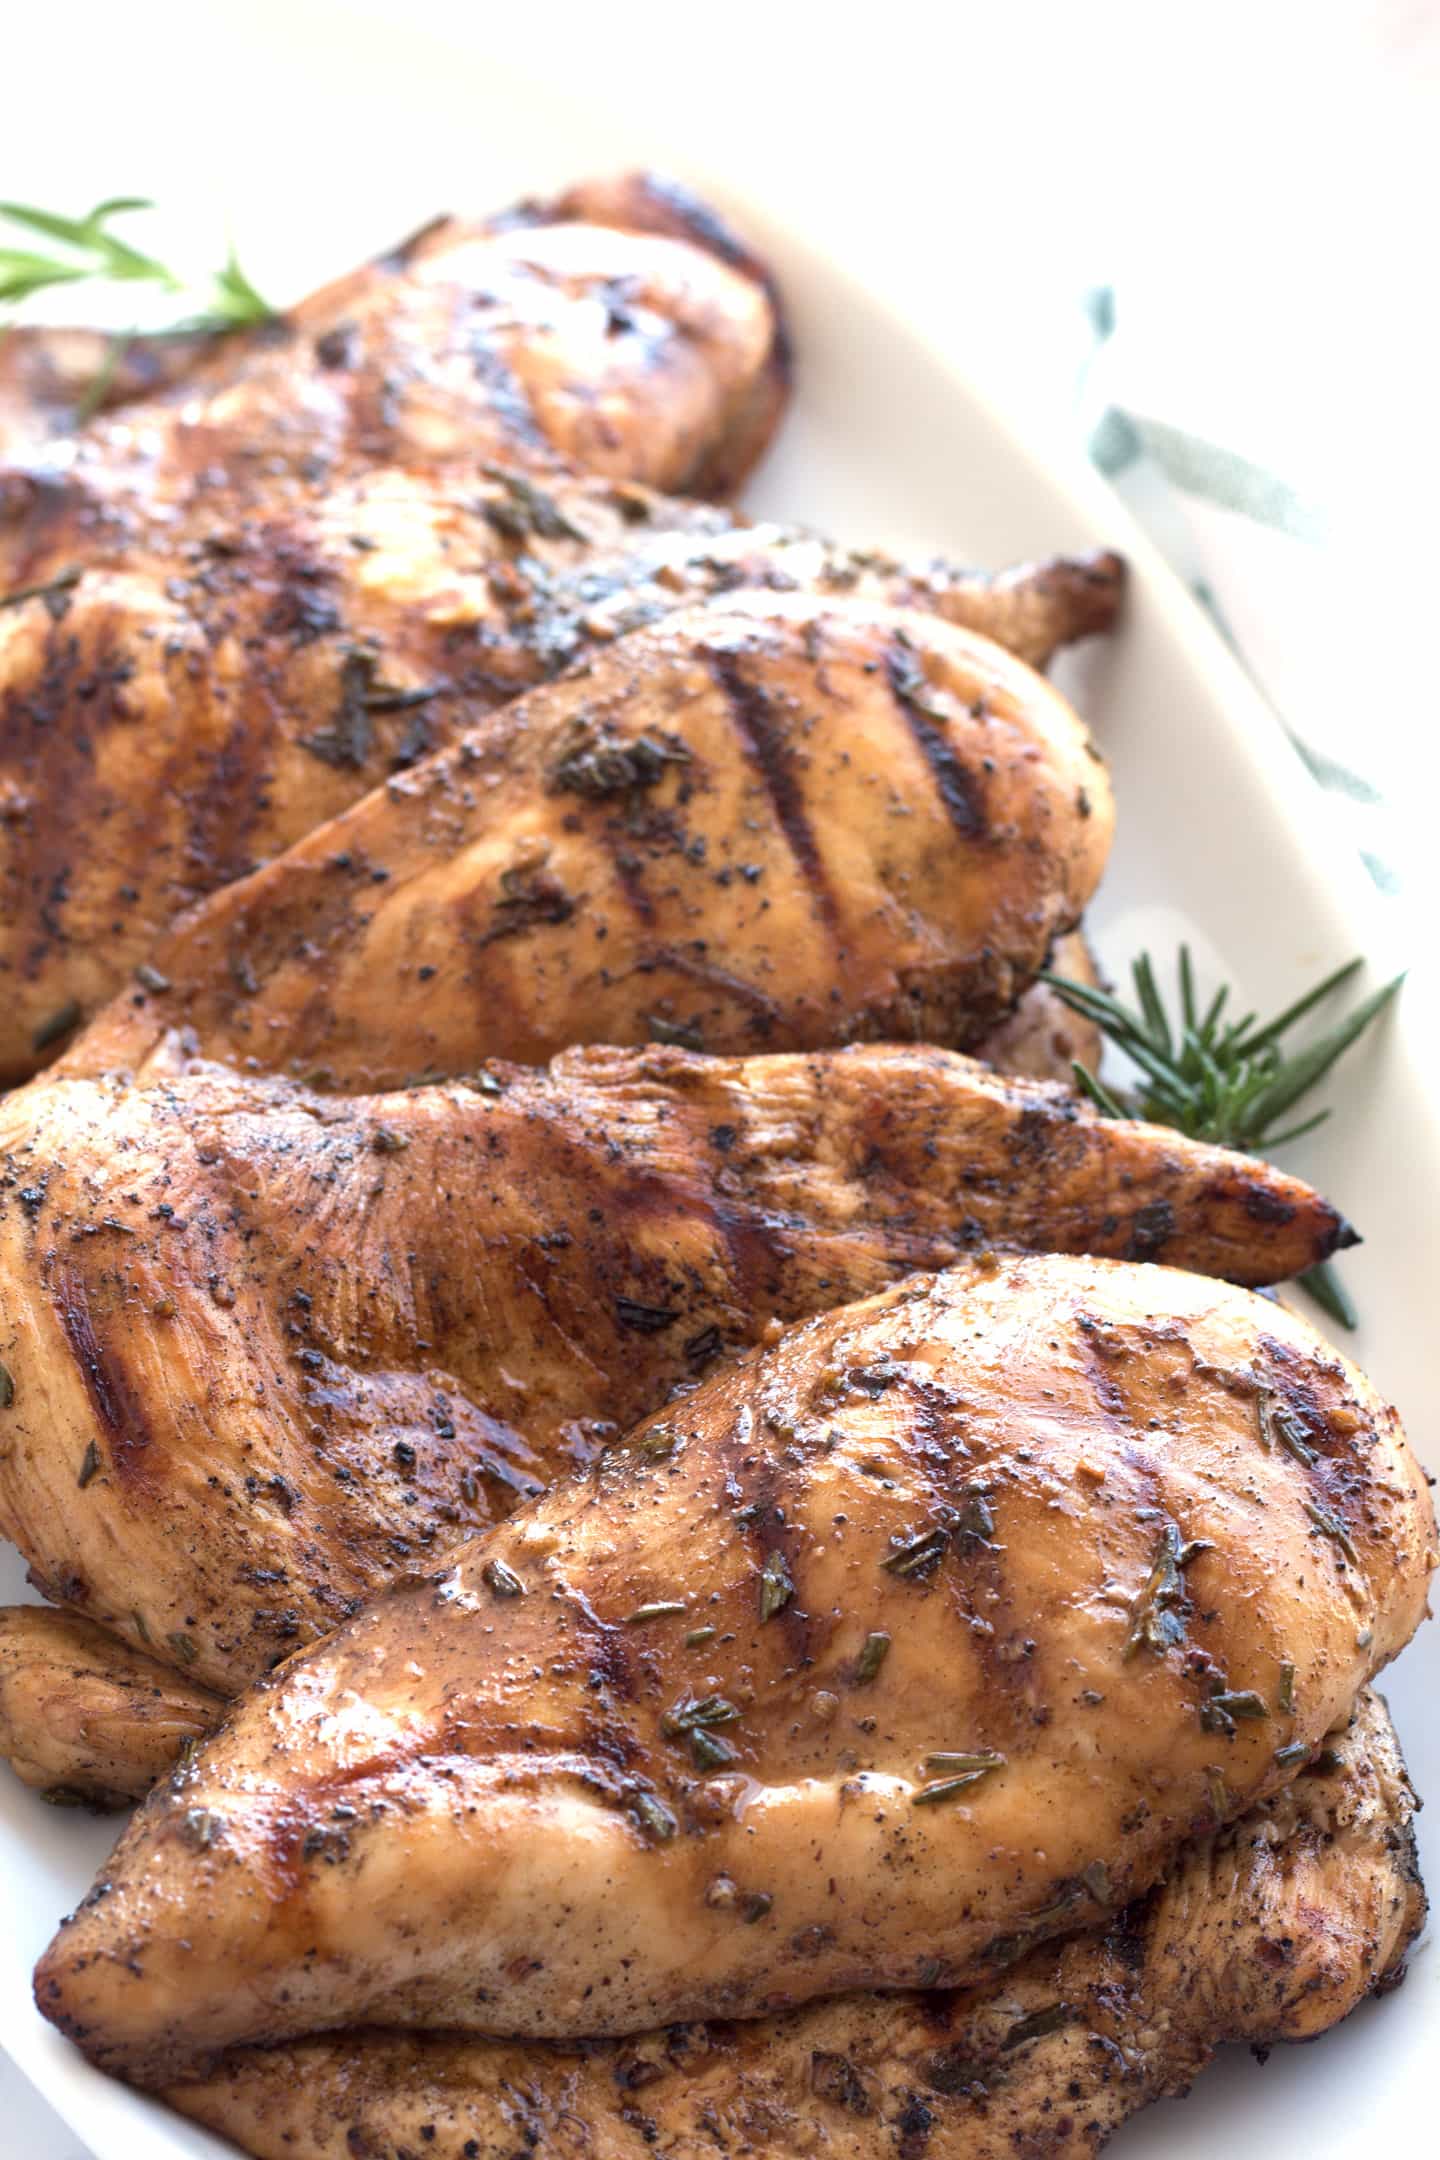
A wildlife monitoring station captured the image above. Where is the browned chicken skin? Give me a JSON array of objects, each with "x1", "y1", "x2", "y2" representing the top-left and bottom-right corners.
[
  {"x1": 0, "y1": 326, "x2": 221, "y2": 462},
  {"x1": 0, "y1": 452, "x2": 1122, "y2": 1082},
  {"x1": 0, "y1": 1607, "x2": 222, "y2": 1807},
  {"x1": 58, "y1": 595, "x2": 1114, "y2": 1091},
  {"x1": 161, "y1": 1687, "x2": 1426, "y2": 2160},
  {"x1": 16, "y1": 181, "x2": 784, "y2": 514},
  {"x1": 0, "y1": 1045, "x2": 1353, "y2": 1705},
  {"x1": 35, "y1": 1254, "x2": 1433, "y2": 2079}
]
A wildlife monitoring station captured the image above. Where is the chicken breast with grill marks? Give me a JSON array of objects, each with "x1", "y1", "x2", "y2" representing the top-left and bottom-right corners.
[
  {"x1": 35, "y1": 1254, "x2": 1433, "y2": 2080},
  {"x1": 59, "y1": 594, "x2": 1114, "y2": 1090},
  {"x1": 160, "y1": 1687, "x2": 1427, "y2": 2160},
  {"x1": 0, "y1": 449, "x2": 1121, "y2": 1082},
  {"x1": 8, "y1": 174, "x2": 785, "y2": 515},
  {"x1": 0, "y1": 1044, "x2": 1353, "y2": 1706}
]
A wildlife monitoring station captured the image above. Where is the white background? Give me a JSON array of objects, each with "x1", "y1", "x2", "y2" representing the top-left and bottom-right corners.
[{"x1": 2, "y1": 3, "x2": 1436, "y2": 2148}]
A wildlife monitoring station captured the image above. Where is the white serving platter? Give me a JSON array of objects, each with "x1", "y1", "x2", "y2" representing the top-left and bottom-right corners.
[{"x1": 1, "y1": 13, "x2": 1435, "y2": 2156}]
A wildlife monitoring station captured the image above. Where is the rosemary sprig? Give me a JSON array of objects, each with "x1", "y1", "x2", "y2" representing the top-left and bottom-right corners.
[
  {"x1": 0, "y1": 195, "x2": 272, "y2": 338},
  {"x1": 1044, "y1": 947, "x2": 1402, "y2": 1328}
]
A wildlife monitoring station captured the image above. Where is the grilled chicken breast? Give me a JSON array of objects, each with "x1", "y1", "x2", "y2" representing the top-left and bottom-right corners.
[
  {"x1": 10, "y1": 178, "x2": 784, "y2": 515},
  {"x1": 0, "y1": 1044, "x2": 1353, "y2": 1705},
  {"x1": 161, "y1": 1687, "x2": 1425, "y2": 2160},
  {"x1": 36, "y1": 1254, "x2": 1433, "y2": 2078},
  {"x1": 0, "y1": 1608, "x2": 222, "y2": 1808},
  {"x1": 0, "y1": 449, "x2": 1121, "y2": 1081},
  {"x1": 59, "y1": 595, "x2": 1114, "y2": 1091}
]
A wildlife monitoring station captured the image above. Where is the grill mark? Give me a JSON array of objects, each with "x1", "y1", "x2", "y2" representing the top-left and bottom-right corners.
[
  {"x1": 886, "y1": 1369, "x2": 1036, "y2": 1733},
  {"x1": 885, "y1": 642, "x2": 987, "y2": 841},
  {"x1": 53, "y1": 1265, "x2": 156, "y2": 1489},
  {"x1": 705, "y1": 650, "x2": 839, "y2": 929},
  {"x1": 641, "y1": 947, "x2": 784, "y2": 1030}
]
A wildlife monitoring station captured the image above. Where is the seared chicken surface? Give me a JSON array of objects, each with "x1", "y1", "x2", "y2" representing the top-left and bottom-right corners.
[
  {"x1": 36, "y1": 1254, "x2": 1433, "y2": 2077},
  {"x1": 0, "y1": 1607, "x2": 222, "y2": 1808},
  {"x1": 0, "y1": 1045, "x2": 1352, "y2": 1703},
  {"x1": 11, "y1": 177, "x2": 785, "y2": 514},
  {"x1": 162, "y1": 1688, "x2": 1426, "y2": 2159},
  {"x1": 0, "y1": 326, "x2": 218, "y2": 463},
  {"x1": 0, "y1": 448, "x2": 1121, "y2": 1081},
  {"x1": 60, "y1": 595, "x2": 1113, "y2": 1090}
]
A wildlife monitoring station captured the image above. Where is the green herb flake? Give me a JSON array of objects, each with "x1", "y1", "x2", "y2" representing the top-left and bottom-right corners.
[
  {"x1": 627, "y1": 1790, "x2": 678, "y2": 1844},
  {"x1": 134, "y1": 963, "x2": 171, "y2": 994},
  {"x1": 481, "y1": 1557, "x2": 525, "y2": 1599},
  {"x1": 854, "y1": 1631, "x2": 891, "y2": 1685},
  {"x1": 1200, "y1": 1686, "x2": 1270, "y2": 1734},
  {"x1": 741, "y1": 1890, "x2": 774, "y2": 1923},
  {"x1": 1305, "y1": 1499, "x2": 1359, "y2": 1566},
  {"x1": 1277, "y1": 1661, "x2": 1296, "y2": 1715},
  {"x1": 690, "y1": 1729, "x2": 738, "y2": 1771},
  {"x1": 167, "y1": 1631, "x2": 199, "y2": 1665},
  {"x1": 914, "y1": 1753, "x2": 1005, "y2": 1806},
  {"x1": 372, "y1": 1126, "x2": 410, "y2": 1155},
  {"x1": 758, "y1": 1549, "x2": 794, "y2": 1621},
  {"x1": 1004, "y1": 2004, "x2": 1071, "y2": 2050},
  {"x1": 684, "y1": 1626, "x2": 717, "y2": 1649},
  {"x1": 0, "y1": 1359, "x2": 13, "y2": 1409},
  {"x1": 77, "y1": 1440, "x2": 102, "y2": 1489},
  {"x1": 1274, "y1": 1741, "x2": 1311, "y2": 1770},
  {"x1": 626, "y1": 1601, "x2": 688, "y2": 1626},
  {"x1": 661, "y1": 1694, "x2": 740, "y2": 1738},
  {"x1": 1123, "y1": 1523, "x2": 1201, "y2": 1659},
  {"x1": 881, "y1": 1525, "x2": 950, "y2": 1579}
]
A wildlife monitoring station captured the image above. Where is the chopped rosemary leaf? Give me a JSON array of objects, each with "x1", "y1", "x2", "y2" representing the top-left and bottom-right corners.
[
  {"x1": 758, "y1": 1549, "x2": 794, "y2": 1621},
  {"x1": 690, "y1": 1728, "x2": 737, "y2": 1771},
  {"x1": 1305, "y1": 1499, "x2": 1359, "y2": 1565},
  {"x1": 1277, "y1": 1661, "x2": 1296, "y2": 1715},
  {"x1": 1200, "y1": 1686, "x2": 1270, "y2": 1734},
  {"x1": 77, "y1": 1440, "x2": 102, "y2": 1488},
  {"x1": 1274, "y1": 1741, "x2": 1311, "y2": 1769},
  {"x1": 854, "y1": 1631, "x2": 891, "y2": 1684},
  {"x1": 627, "y1": 1790, "x2": 678, "y2": 1843},
  {"x1": 684, "y1": 1626, "x2": 717, "y2": 1649},
  {"x1": 662, "y1": 1694, "x2": 740, "y2": 1737},
  {"x1": 881, "y1": 1525, "x2": 949, "y2": 1579},
  {"x1": 1123, "y1": 1523, "x2": 1202, "y2": 1659},
  {"x1": 626, "y1": 1601, "x2": 688, "y2": 1626},
  {"x1": 925, "y1": 1750, "x2": 1006, "y2": 1776},
  {"x1": 913, "y1": 1774, "x2": 993, "y2": 1806}
]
